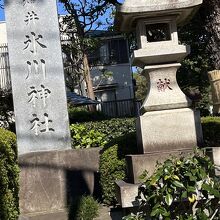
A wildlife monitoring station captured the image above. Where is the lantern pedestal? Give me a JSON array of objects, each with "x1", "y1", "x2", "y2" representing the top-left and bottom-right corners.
[{"x1": 136, "y1": 108, "x2": 203, "y2": 154}]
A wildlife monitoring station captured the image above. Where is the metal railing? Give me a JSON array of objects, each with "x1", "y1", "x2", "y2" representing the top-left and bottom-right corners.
[
  {"x1": 0, "y1": 44, "x2": 11, "y2": 90},
  {"x1": 97, "y1": 99, "x2": 142, "y2": 118}
]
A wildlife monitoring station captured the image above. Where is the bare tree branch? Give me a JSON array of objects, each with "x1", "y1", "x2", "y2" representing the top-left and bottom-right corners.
[{"x1": 59, "y1": 0, "x2": 114, "y2": 99}]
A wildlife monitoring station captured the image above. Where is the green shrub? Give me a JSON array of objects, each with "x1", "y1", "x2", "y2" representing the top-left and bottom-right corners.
[
  {"x1": 70, "y1": 118, "x2": 135, "y2": 149},
  {"x1": 99, "y1": 132, "x2": 138, "y2": 206},
  {"x1": 68, "y1": 106, "x2": 106, "y2": 123},
  {"x1": 201, "y1": 116, "x2": 220, "y2": 147},
  {"x1": 70, "y1": 124, "x2": 107, "y2": 149},
  {"x1": 79, "y1": 118, "x2": 136, "y2": 143},
  {"x1": 0, "y1": 89, "x2": 15, "y2": 131},
  {"x1": 77, "y1": 196, "x2": 99, "y2": 220},
  {"x1": 123, "y1": 150, "x2": 220, "y2": 220},
  {"x1": 99, "y1": 145, "x2": 127, "y2": 206},
  {"x1": 0, "y1": 128, "x2": 19, "y2": 220},
  {"x1": 68, "y1": 195, "x2": 99, "y2": 220}
]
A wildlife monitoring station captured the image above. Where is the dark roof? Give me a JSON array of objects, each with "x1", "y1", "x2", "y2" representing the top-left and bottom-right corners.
[
  {"x1": 67, "y1": 92, "x2": 99, "y2": 106},
  {"x1": 86, "y1": 30, "x2": 123, "y2": 38}
]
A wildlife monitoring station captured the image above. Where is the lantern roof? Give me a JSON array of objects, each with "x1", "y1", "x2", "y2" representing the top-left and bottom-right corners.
[{"x1": 115, "y1": 0, "x2": 203, "y2": 32}]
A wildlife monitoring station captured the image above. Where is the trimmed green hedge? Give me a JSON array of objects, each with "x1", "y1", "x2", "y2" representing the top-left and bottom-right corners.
[
  {"x1": 68, "y1": 106, "x2": 106, "y2": 123},
  {"x1": 201, "y1": 116, "x2": 220, "y2": 147},
  {"x1": 78, "y1": 118, "x2": 136, "y2": 143},
  {"x1": 70, "y1": 118, "x2": 135, "y2": 149},
  {"x1": 70, "y1": 124, "x2": 107, "y2": 149},
  {"x1": 0, "y1": 128, "x2": 19, "y2": 220},
  {"x1": 99, "y1": 132, "x2": 138, "y2": 206}
]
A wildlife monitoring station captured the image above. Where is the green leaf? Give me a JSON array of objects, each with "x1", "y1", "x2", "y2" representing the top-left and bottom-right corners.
[
  {"x1": 187, "y1": 186, "x2": 196, "y2": 193},
  {"x1": 202, "y1": 183, "x2": 212, "y2": 192},
  {"x1": 172, "y1": 175, "x2": 180, "y2": 181},
  {"x1": 150, "y1": 208, "x2": 160, "y2": 217},
  {"x1": 172, "y1": 181, "x2": 184, "y2": 188},
  {"x1": 210, "y1": 188, "x2": 220, "y2": 198},
  {"x1": 164, "y1": 175, "x2": 170, "y2": 180},
  {"x1": 181, "y1": 191, "x2": 187, "y2": 199},
  {"x1": 165, "y1": 193, "x2": 173, "y2": 206}
]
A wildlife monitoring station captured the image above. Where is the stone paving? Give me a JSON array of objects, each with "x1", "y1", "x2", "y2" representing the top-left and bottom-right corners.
[{"x1": 95, "y1": 205, "x2": 124, "y2": 220}]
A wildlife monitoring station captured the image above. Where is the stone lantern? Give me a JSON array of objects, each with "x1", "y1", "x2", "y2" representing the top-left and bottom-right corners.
[
  {"x1": 208, "y1": 70, "x2": 220, "y2": 115},
  {"x1": 115, "y1": 0, "x2": 203, "y2": 208}
]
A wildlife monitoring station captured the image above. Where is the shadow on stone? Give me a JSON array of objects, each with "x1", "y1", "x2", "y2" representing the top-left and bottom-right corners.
[{"x1": 19, "y1": 149, "x2": 101, "y2": 219}]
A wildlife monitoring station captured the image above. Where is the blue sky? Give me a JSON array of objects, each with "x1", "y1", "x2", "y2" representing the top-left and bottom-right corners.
[{"x1": 0, "y1": 6, "x2": 4, "y2": 21}]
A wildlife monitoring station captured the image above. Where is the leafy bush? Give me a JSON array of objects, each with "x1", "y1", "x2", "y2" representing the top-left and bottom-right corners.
[
  {"x1": 76, "y1": 196, "x2": 99, "y2": 220},
  {"x1": 70, "y1": 117, "x2": 135, "y2": 149},
  {"x1": 0, "y1": 128, "x2": 19, "y2": 220},
  {"x1": 99, "y1": 144, "x2": 127, "y2": 206},
  {"x1": 123, "y1": 150, "x2": 220, "y2": 220},
  {"x1": 201, "y1": 116, "x2": 220, "y2": 147},
  {"x1": 0, "y1": 89, "x2": 15, "y2": 131},
  {"x1": 79, "y1": 118, "x2": 136, "y2": 143},
  {"x1": 68, "y1": 106, "x2": 106, "y2": 123},
  {"x1": 68, "y1": 195, "x2": 99, "y2": 220},
  {"x1": 99, "y1": 132, "x2": 138, "y2": 206},
  {"x1": 70, "y1": 124, "x2": 107, "y2": 149}
]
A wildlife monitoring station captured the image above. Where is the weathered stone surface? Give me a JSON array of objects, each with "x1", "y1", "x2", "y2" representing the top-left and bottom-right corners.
[
  {"x1": 19, "y1": 207, "x2": 124, "y2": 220},
  {"x1": 132, "y1": 46, "x2": 190, "y2": 67},
  {"x1": 115, "y1": 180, "x2": 139, "y2": 208},
  {"x1": 206, "y1": 147, "x2": 220, "y2": 176},
  {"x1": 115, "y1": 0, "x2": 203, "y2": 31},
  {"x1": 5, "y1": 0, "x2": 71, "y2": 155},
  {"x1": 19, "y1": 210, "x2": 68, "y2": 220},
  {"x1": 136, "y1": 108, "x2": 203, "y2": 154},
  {"x1": 119, "y1": 0, "x2": 202, "y2": 13},
  {"x1": 208, "y1": 70, "x2": 220, "y2": 115},
  {"x1": 135, "y1": 17, "x2": 180, "y2": 50},
  {"x1": 126, "y1": 149, "x2": 193, "y2": 184},
  {"x1": 94, "y1": 206, "x2": 124, "y2": 220},
  {"x1": 19, "y1": 148, "x2": 101, "y2": 216},
  {"x1": 140, "y1": 63, "x2": 192, "y2": 113}
]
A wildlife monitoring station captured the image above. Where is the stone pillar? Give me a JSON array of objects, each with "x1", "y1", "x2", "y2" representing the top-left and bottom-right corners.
[
  {"x1": 208, "y1": 70, "x2": 220, "y2": 115},
  {"x1": 5, "y1": 0, "x2": 71, "y2": 155},
  {"x1": 5, "y1": 0, "x2": 72, "y2": 218}
]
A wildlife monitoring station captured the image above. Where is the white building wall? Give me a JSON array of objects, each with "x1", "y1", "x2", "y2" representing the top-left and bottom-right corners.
[
  {"x1": 0, "y1": 22, "x2": 7, "y2": 44},
  {"x1": 0, "y1": 22, "x2": 11, "y2": 90}
]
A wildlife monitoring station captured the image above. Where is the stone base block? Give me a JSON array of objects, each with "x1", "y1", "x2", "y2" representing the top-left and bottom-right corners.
[
  {"x1": 19, "y1": 148, "x2": 100, "y2": 218},
  {"x1": 206, "y1": 147, "x2": 220, "y2": 176},
  {"x1": 115, "y1": 180, "x2": 139, "y2": 208},
  {"x1": 136, "y1": 108, "x2": 203, "y2": 154},
  {"x1": 19, "y1": 210, "x2": 68, "y2": 220},
  {"x1": 126, "y1": 149, "x2": 193, "y2": 184}
]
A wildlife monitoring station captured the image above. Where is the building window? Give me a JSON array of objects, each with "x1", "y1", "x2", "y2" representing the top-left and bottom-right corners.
[{"x1": 88, "y1": 38, "x2": 129, "y2": 66}]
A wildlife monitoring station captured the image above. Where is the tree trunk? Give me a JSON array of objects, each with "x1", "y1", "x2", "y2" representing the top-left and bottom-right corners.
[
  {"x1": 83, "y1": 53, "x2": 96, "y2": 112},
  {"x1": 203, "y1": 0, "x2": 220, "y2": 69}
]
